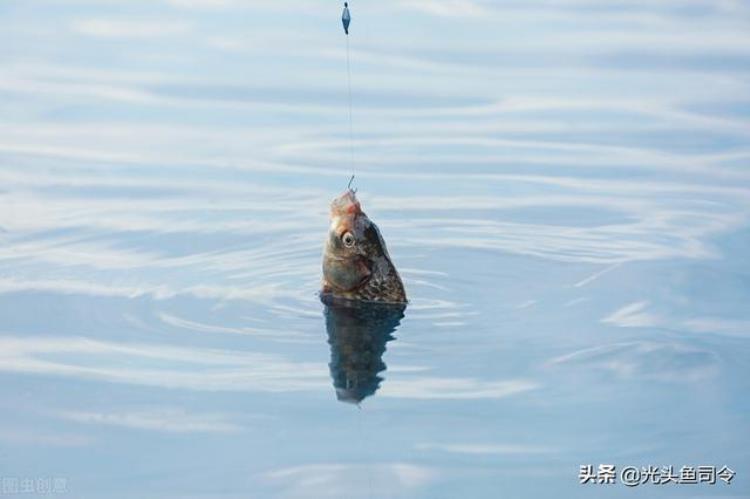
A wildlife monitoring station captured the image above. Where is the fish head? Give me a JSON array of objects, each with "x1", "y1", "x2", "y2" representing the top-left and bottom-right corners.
[{"x1": 322, "y1": 189, "x2": 385, "y2": 293}]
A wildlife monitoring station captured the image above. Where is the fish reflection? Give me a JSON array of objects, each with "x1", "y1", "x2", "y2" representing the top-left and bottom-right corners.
[{"x1": 323, "y1": 296, "x2": 406, "y2": 404}]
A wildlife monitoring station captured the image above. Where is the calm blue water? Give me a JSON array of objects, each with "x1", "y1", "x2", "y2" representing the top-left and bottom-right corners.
[{"x1": 1, "y1": 1, "x2": 749, "y2": 498}]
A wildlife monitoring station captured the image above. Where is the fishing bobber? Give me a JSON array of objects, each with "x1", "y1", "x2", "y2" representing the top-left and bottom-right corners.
[{"x1": 342, "y1": 2, "x2": 351, "y2": 35}]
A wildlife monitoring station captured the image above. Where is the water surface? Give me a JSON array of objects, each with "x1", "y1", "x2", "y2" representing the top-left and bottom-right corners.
[{"x1": 1, "y1": 1, "x2": 749, "y2": 498}]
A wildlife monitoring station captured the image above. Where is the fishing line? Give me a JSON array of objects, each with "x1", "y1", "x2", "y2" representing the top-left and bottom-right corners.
[
  {"x1": 346, "y1": 18, "x2": 354, "y2": 174},
  {"x1": 342, "y1": 2, "x2": 354, "y2": 177}
]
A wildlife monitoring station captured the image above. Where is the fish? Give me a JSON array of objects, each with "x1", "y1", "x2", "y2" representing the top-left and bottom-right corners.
[{"x1": 321, "y1": 189, "x2": 407, "y2": 303}]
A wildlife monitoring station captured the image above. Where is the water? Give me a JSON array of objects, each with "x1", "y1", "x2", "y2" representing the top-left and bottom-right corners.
[{"x1": 1, "y1": 1, "x2": 749, "y2": 498}]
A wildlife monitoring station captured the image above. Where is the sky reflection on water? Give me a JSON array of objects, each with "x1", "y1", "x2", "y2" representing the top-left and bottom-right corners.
[{"x1": 1, "y1": 1, "x2": 749, "y2": 498}]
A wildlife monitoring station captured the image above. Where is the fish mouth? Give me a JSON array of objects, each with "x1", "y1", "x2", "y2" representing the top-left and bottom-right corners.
[{"x1": 330, "y1": 190, "x2": 362, "y2": 219}]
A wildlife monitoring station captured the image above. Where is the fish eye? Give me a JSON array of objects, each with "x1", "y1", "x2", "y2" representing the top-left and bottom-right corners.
[{"x1": 342, "y1": 232, "x2": 356, "y2": 248}]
